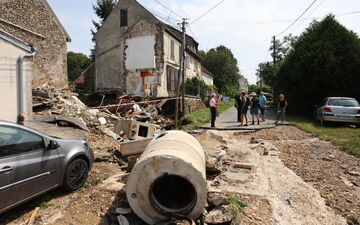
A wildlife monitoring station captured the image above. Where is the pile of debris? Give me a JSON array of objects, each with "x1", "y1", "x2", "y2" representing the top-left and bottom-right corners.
[{"x1": 31, "y1": 84, "x2": 177, "y2": 139}]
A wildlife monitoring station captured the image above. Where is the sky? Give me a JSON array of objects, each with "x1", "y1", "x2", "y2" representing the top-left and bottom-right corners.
[{"x1": 48, "y1": 0, "x2": 360, "y2": 84}]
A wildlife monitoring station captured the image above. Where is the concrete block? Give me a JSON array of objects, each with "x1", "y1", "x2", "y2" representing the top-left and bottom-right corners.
[
  {"x1": 114, "y1": 120, "x2": 157, "y2": 140},
  {"x1": 119, "y1": 137, "x2": 153, "y2": 156},
  {"x1": 233, "y1": 163, "x2": 254, "y2": 170}
]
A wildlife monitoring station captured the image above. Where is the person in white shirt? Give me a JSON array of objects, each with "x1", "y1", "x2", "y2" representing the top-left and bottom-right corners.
[{"x1": 210, "y1": 93, "x2": 217, "y2": 127}]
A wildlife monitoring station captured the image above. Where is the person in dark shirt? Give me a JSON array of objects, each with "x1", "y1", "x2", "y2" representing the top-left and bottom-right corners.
[
  {"x1": 275, "y1": 94, "x2": 288, "y2": 124},
  {"x1": 250, "y1": 92, "x2": 260, "y2": 125},
  {"x1": 241, "y1": 92, "x2": 249, "y2": 126},
  {"x1": 235, "y1": 92, "x2": 243, "y2": 123}
]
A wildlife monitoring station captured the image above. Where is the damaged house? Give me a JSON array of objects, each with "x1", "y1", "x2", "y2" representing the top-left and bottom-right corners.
[
  {"x1": 0, "y1": 0, "x2": 70, "y2": 122},
  {"x1": 92, "y1": 0, "x2": 213, "y2": 97},
  {"x1": 0, "y1": 0, "x2": 71, "y2": 88}
]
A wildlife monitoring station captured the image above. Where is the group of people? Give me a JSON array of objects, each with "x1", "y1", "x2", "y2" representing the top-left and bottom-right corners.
[
  {"x1": 235, "y1": 91, "x2": 268, "y2": 126},
  {"x1": 208, "y1": 92, "x2": 288, "y2": 128}
]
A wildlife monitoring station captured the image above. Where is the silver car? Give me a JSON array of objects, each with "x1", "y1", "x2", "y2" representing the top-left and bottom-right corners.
[
  {"x1": 0, "y1": 121, "x2": 94, "y2": 214},
  {"x1": 315, "y1": 97, "x2": 360, "y2": 127}
]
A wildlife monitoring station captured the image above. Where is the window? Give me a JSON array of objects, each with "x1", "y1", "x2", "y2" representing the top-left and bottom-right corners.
[
  {"x1": 120, "y1": 9, "x2": 128, "y2": 27},
  {"x1": 328, "y1": 99, "x2": 359, "y2": 107},
  {"x1": 170, "y1": 40, "x2": 175, "y2": 60},
  {"x1": 0, "y1": 126, "x2": 45, "y2": 158},
  {"x1": 185, "y1": 55, "x2": 190, "y2": 68}
]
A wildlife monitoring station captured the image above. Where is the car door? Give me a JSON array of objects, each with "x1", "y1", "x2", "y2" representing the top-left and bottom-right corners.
[{"x1": 0, "y1": 125, "x2": 61, "y2": 213}]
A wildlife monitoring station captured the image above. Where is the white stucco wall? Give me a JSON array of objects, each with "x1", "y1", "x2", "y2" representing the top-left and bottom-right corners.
[
  {"x1": 0, "y1": 38, "x2": 33, "y2": 122},
  {"x1": 201, "y1": 73, "x2": 214, "y2": 86},
  {"x1": 185, "y1": 54, "x2": 201, "y2": 79},
  {"x1": 125, "y1": 35, "x2": 156, "y2": 71}
]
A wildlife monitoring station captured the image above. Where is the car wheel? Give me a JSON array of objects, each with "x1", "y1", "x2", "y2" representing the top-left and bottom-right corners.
[{"x1": 63, "y1": 158, "x2": 89, "y2": 191}]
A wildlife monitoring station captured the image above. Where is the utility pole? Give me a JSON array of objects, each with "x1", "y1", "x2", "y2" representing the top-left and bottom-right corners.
[
  {"x1": 180, "y1": 18, "x2": 188, "y2": 120},
  {"x1": 175, "y1": 18, "x2": 188, "y2": 128},
  {"x1": 273, "y1": 35, "x2": 276, "y2": 78}
]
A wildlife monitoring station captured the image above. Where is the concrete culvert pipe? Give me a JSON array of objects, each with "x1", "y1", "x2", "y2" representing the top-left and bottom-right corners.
[{"x1": 126, "y1": 130, "x2": 207, "y2": 224}]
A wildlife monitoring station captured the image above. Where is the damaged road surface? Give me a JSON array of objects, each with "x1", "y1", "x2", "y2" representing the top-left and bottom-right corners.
[{"x1": 1, "y1": 126, "x2": 359, "y2": 225}]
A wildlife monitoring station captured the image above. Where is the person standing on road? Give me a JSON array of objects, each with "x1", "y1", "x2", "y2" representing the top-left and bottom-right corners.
[
  {"x1": 250, "y1": 92, "x2": 260, "y2": 125},
  {"x1": 210, "y1": 93, "x2": 217, "y2": 128},
  {"x1": 235, "y1": 92, "x2": 243, "y2": 123},
  {"x1": 215, "y1": 94, "x2": 220, "y2": 117},
  {"x1": 241, "y1": 92, "x2": 249, "y2": 126},
  {"x1": 259, "y1": 92, "x2": 267, "y2": 122},
  {"x1": 275, "y1": 94, "x2": 288, "y2": 124}
]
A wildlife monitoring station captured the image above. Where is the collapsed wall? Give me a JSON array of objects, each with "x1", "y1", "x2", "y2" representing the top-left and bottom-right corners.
[{"x1": 126, "y1": 130, "x2": 207, "y2": 224}]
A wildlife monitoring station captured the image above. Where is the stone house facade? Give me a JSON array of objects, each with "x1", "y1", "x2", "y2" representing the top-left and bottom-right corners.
[
  {"x1": 0, "y1": 0, "x2": 71, "y2": 88},
  {"x1": 94, "y1": 0, "x2": 203, "y2": 97}
]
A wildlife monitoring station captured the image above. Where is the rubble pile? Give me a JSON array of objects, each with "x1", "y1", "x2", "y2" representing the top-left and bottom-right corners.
[{"x1": 31, "y1": 86, "x2": 177, "y2": 141}]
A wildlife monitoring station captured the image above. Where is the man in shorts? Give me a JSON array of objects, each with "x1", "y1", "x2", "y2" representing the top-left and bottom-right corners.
[{"x1": 259, "y1": 92, "x2": 267, "y2": 122}]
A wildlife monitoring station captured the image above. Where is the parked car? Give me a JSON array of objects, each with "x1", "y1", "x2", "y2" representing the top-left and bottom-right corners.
[
  {"x1": 264, "y1": 93, "x2": 273, "y2": 102},
  {"x1": 314, "y1": 97, "x2": 360, "y2": 127},
  {"x1": 0, "y1": 121, "x2": 94, "y2": 214}
]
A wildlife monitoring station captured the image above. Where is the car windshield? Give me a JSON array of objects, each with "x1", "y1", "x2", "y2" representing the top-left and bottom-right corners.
[{"x1": 328, "y1": 99, "x2": 359, "y2": 107}]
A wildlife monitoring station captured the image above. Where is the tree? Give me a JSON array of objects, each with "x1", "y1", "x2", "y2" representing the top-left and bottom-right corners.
[
  {"x1": 90, "y1": 0, "x2": 117, "y2": 60},
  {"x1": 274, "y1": 15, "x2": 360, "y2": 115},
  {"x1": 248, "y1": 84, "x2": 259, "y2": 94},
  {"x1": 256, "y1": 62, "x2": 275, "y2": 87},
  {"x1": 270, "y1": 34, "x2": 298, "y2": 63},
  {"x1": 201, "y1": 46, "x2": 240, "y2": 96},
  {"x1": 184, "y1": 77, "x2": 210, "y2": 99},
  {"x1": 257, "y1": 34, "x2": 297, "y2": 88},
  {"x1": 67, "y1": 52, "x2": 91, "y2": 81}
]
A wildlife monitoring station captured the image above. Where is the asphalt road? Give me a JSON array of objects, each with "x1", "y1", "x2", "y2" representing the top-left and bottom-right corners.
[{"x1": 201, "y1": 106, "x2": 288, "y2": 130}]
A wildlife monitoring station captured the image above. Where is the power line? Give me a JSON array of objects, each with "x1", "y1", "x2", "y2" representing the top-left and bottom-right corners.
[
  {"x1": 289, "y1": 0, "x2": 326, "y2": 33},
  {"x1": 187, "y1": 25, "x2": 199, "y2": 42},
  {"x1": 153, "y1": 0, "x2": 183, "y2": 19},
  {"x1": 193, "y1": 10, "x2": 360, "y2": 25},
  {"x1": 236, "y1": 37, "x2": 272, "y2": 54},
  {"x1": 276, "y1": 0, "x2": 317, "y2": 36},
  {"x1": 190, "y1": 0, "x2": 226, "y2": 25}
]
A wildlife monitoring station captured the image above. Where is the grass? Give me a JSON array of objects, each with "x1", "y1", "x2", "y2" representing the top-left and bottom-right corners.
[
  {"x1": 228, "y1": 195, "x2": 247, "y2": 225},
  {"x1": 180, "y1": 101, "x2": 235, "y2": 130},
  {"x1": 287, "y1": 115, "x2": 360, "y2": 158}
]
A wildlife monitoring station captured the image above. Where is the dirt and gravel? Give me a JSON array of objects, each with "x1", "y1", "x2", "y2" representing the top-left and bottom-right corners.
[
  {"x1": 235, "y1": 126, "x2": 360, "y2": 225},
  {"x1": 1, "y1": 126, "x2": 359, "y2": 225}
]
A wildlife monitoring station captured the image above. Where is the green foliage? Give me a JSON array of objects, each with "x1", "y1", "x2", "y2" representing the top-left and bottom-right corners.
[
  {"x1": 248, "y1": 84, "x2": 259, "y2": 94},
  {"x1": 201, "y1": 46, "x2": 240, "y2": 96},
  {"x1": 90, "y1": 0, "x2": 117, "y2": 60},
  {"x1": 67, "y1": 52, "x2": 91, "y2": 81},
  {"x1": 228, "y1": 195, "x2": 247, "y2": 225},
  {"x1": 270, "y1": 34, "x2": 298, "y2": 63},
  {"x1": 257, "y1": 34, "x2": 297, "y2": 88},
  {"x1": 288, "y1": 115, "x2": 360, "y2": 158},
  {"x1": 184, "y1": 77, "x2": 210, "y2": 99},
  {"x1": 274, "y1": 15, "x2": 360, "y2": 115},
  {"x1": 256, "y1": 62, "x2": 275, "y2": 87}
]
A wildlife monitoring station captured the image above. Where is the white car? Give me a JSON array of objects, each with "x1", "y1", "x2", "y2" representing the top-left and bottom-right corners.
[{"x1": 315, "y1": 97, "x2": 360, "y2": 127}]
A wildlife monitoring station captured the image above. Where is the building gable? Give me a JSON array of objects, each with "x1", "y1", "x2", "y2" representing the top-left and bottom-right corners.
[{"x1": 40, "y1": 0, "x2": 71, "y2": 42}]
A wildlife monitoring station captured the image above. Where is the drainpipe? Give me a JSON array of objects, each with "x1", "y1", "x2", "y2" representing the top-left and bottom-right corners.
[{"x1": 17, "y1": 47, "x2": 36, "y2": 122}]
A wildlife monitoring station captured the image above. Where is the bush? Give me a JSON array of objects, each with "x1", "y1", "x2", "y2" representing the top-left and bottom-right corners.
[{"x1": 274, "y1": 15, "x2": 360, "y2": 115}]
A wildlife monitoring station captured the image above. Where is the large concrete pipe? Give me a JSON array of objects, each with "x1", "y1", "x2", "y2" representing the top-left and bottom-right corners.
[{"x1": 126, "y1": 130, "x2": 207, "y2": 224}]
